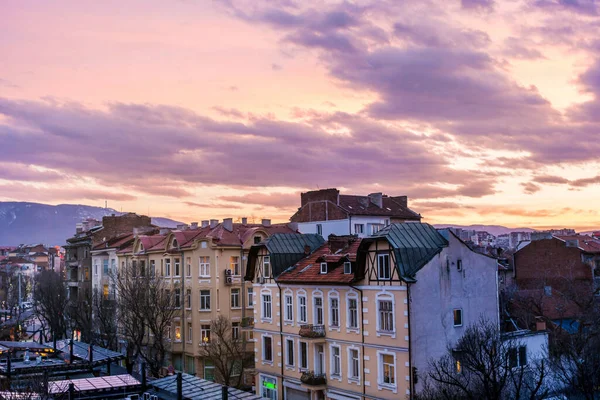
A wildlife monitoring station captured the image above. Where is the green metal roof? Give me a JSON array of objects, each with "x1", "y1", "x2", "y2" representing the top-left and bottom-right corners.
[
  {"x1": 370, "y1": 223, "x2": 448, "y2": 282},
  {"x1": 245, "y1": 233, "x2": 324, "y2": 280}
]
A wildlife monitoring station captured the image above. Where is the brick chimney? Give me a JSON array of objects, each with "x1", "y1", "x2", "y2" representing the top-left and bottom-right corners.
[
  {"x1": 300, "y1": 188, "x2": 340, "y2": 206},
  {"x1": 328, "y1": 235, "x2": 352, "y2": 254},
  {"x1": 392, "y1": 195, "x2": 407, "y2": 208},
  {"x1": 241, "y1": 217, "x2": 248, "y2": 225},
  {"x1": 223, "y1": 218, "x2": 233, "y2": 232},
  {"x1": 368, "y1": 193, "x2": 383, "y2": 208},
  {"x1": 201, "y1": 220, "x2": 209, "y2": 228},
  {"x1": 190, "y1": 222, "x2": 198, "y2": 229},
  {"x1": 210, "y1": 219, "x2": 219, "y2": 228}
]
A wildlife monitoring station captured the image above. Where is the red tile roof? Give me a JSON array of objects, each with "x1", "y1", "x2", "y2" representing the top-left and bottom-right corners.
[
  {"x1": 555, "y1": 235, "x2": 600, "y2": 253},
  {"x1": 277, "y1": 237, "x2": 361, "y2": 284}
]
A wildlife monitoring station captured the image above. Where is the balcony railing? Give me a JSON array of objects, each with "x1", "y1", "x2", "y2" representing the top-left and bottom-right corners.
[
  {"x1": 241, "y1": 316, "x2": 254, "y2": 328},
  {"x1": 299, "y1": 324, "x2": 325, "y2": 338},
  {"x1": 301, "y1": 371, "x2": 326, "y2": 386}
]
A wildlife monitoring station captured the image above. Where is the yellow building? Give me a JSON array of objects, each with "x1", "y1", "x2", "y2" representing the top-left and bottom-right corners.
[{"x1": 117, "y1": 218, "x2": 296, "y2": 379}]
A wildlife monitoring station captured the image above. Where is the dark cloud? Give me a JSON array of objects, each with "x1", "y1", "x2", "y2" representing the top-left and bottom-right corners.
[
  {"x1": 0, "y1": 162, "x2": 65, "y2": 182},
  {"x1": 0, "y1": 97, "x2": 495, "y2": 200},
  {"x1": 0, "y1": 182, "x2": 136, "y2": 202},
  {"x1": 219, "y1": 192, "x2": 299, "y2": 208},
  {"x1": 533, "y1": 175, "x2": 570, "y2": 184},
  {"x1": 461, "y1": 0, "x2": 494, "y2": 11},
  {"x1": 533, "y1": 0, "x2": 598, "y2": 15},
  {"x1": 502, "y1": 37, "x2": 546, "y2": 60},
  {"x1": 521, "y1": 182, "x2": 541, "y2": 194}
]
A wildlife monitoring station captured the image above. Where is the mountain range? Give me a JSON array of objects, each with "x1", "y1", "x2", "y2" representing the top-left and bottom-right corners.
[
  {"x1": 432, "y1": 224, "x2": 536, "y2": 236},
  {"x1": 0, "y1": 202, "x2": 182, "y2": 246}
]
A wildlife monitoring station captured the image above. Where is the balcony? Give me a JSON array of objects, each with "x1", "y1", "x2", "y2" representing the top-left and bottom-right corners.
[
  {"x1": 299, "y1": 324, "x2": 325, "y2": 340},
  {"x1": 301, "y1": 371, "x2": 326, "y2": 389},
  {"x1": 241, "y1": 316, "x2": 254, "y2": 329}
]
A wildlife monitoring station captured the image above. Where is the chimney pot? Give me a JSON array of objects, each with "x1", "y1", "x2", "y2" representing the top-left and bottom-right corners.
[
  {"x1": 210, "y1": 219, "x2": 219, "y2": 228},
  {"x1": 262, "y1": 219, "x2": 271, "y2": 227},
  {"x1": 368, "y1": 192, "x2": 383, "y2": 208},
  {"x1": 201, "y1": 220, "x2": 209, "y2": 228},
  {"x1": 190, "y1": 222, "x2": 198, "y2": 229},
  {"x1": 223, "y1": 218, "x2": 233, "y2": 232},
  {"x1": 241, "y1": 217, "x2": 248, "y2": 225}
]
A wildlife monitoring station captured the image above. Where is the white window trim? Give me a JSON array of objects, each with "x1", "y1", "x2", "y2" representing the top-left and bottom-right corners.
[
  {"x1": 199, "y1": 290, "x2": 211, "y2": 311},
  {"x1": 297, "y1": 290, "x2": 307, "y2": 324},
  {"x1": 453, "y1": 308, "x2": 463, "y2": 327},
  {"x1": 298, "y1": 340, "x2": 309, "y2": 372},
  {"x1": 262, "y1": 334, "x2": 274, "y2": 365},
  {"x1": 330, "y1": 344, "x2": 342, "y2": 381},
  {"x1": 347, "y1": 346, "x2": 360, "y2": 383},
  {"x1": 247, "y1": 287, "x2": 254, "y2": 308},
  {"x1": 199, "y1": 256, "x2": 211, "y2": 278},
  {"x1": 376, "y1": 293, "x2": 396, "y2": 338},
  {"x1": 285, "y1": 338, "x2": 295, "y2": 368},
  {"x1": 346, "y1": 292, "x2": 360, "y2": 333},
  {"x1": 231, "y1": 288, "x2": 241, "y2": 309},
  {"x1": 377, "y1": 253, "x2": 391, "y2": 280},
  {"x1": 377, "y1": 350, "x2": 398, "y2": 393},
  {"x1": 328, "y1": 291, "x2": 340, "y2": 331},
  {"x1": 313, "y1": 292, "x2": 324, "y2": 326},
  {"x1": 344, "y1": 261, "x2": 352, "y2": 274},
  {"x1": 320, "y1": 262, "x2": 327, "y2": 274},
  {"x1": 261, "y1": 290, "x2": 273, "y2": 322},
  {"x1": 283, "y1": 291, "x2": 294, "y2": 325}
]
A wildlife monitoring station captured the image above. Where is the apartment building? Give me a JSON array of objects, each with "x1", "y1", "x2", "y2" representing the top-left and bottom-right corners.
[
  {"x1": 290, "y1": 188, "x2": 421, "y2": 239},
  {"x1": 116, "y1": 218, "x2": 297, "y2": 379},
  {"x1": 246, "y1": 223, "x2": 500, "y2": 400}
]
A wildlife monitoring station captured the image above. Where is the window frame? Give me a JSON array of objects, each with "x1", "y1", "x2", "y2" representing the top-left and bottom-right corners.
[
  {"x1": 199, "y1": 256, "x2": 210, "y2": 278},
  {"x1": 379, "y1": 351, "x2": 397, "y2": 388},
  {"x1": 347, "y1": 294, "x2": 359, "y2": 330},
  {"x1": 231, "y1": 288, "x2": 240, "y2": 308},
  {"x1": 330, "y1": 345, "x2": 341, "y2": 378},
  {"x1": 320, "y1": 262, "x2": 327, "y2": 274},
  {"x1": 348, "y1": 348, "x2": 360, "y2": 381},
  {"x1": 453, "y1": 308, "x2": 463, "y2": 327},
  {"x1": 263, "y1": 335, "x2": 273, "y2": 363},
  {"x1": 262, "y1": 293, "x2": 272, "y2": 321},
  {"x1": 285, "y1": 338, "x2": 295, "y2": 367},
  {"x1": 377, "y1": 253, "x2": 391, "y2": 280},
  {"x1": 299, "y1": 341, "x2": 308, "y2": 371},
  {"x1": 329, "y1": 294, "x2": 340, "y2": 328},
  {"x1": 284, "y1": 294, "x2": 293, "y2": 322},
  {"x1": 298, "y1": 292, "x2": 307, "y2": 324},
  {"x1": 199, "y1": 290, "x2": 211, "y2": 311}
]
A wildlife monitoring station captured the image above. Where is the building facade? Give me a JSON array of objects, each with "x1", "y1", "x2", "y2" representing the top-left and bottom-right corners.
[{"x1": 290, "y1": 189, "x2": 421, "y2": 239}]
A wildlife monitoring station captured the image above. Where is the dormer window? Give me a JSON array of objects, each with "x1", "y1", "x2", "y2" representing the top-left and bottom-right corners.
[
  {"x1": 139, "y1": 243, "x2": 144, "y2": 252},
  {"x1": 344, "y1": 262, "x2": 352, "y2": 274},
  {"x1": 320, "y1": 262, "x2": 327, "y2": 274},
  {"x1": 172, "y1": 239, "x2": 179, "y2": 249}
]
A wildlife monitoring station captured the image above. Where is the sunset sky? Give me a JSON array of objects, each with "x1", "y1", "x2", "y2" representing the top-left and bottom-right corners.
[{"x1": 2, "y1": 0, "x2": 600, "y2": 230}]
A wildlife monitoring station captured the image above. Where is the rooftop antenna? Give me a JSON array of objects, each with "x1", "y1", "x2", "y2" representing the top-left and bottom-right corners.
[{"x1": 105, "y1": 200, "x2": 107, "y2": 209}]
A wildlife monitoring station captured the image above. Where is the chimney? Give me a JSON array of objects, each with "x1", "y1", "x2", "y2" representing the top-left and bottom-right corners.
[
  {"x1": 190, "y1": 222, "x2": 198, "y2": 229},
  {"x1": 262, "y1": 219, "x2": 271, "y2": 227},
  {"x1": 392, "y1": 195, "x2": 407, "y2": 208},
  {"x1": 159, "y1": 228, "x2": 171, "y2": 235},
  {"x1": 535, "y1": 317, "x2": 546, "y2": 331},
  {"x1": 223, "y1": 218, "x2": 233, "y2": 232},
  {"x1": 176, "y1": 224, "x2": 188, "y2": 231},
  {"x1": 210, "y1": 219, "x2": 219, "y2": 228},
  {"x1": 76, "y1": 227, "x2": 83, "y2": 234},
  {"x1": 241, "y1": 217, "x2": 248, "y2": 225},
  {"x1": 368, "y1": 193, "x2": 383, "y2": 208},
  {"x1": 201, "y1": 220, "x2": 210, "y2": 228},
  {"x1": 328, "y1": 234, "x2": 350, "y2": 254}
]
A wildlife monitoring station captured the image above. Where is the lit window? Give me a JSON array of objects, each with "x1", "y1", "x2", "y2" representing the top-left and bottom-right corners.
[
  {"x1": 175, "y1": 323, "x2": 181, "y2": 341},
  {"x1": 201, "y1": 325, "x2": 211, "y2": 344},
  {"x1": 381, "y1": 353, "x2": 396, "y2": 386},
  {"x1": 230, "y1": 256, "x2": 240, "y2": 276},
  {"x1": 199, "y1": 256, "x2": 210, "y2": 277}
]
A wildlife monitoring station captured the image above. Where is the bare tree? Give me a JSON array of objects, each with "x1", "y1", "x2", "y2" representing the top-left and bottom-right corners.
[
  {"x1": 416, "y1": 319, "x2": 550, "y2": 400},
  {"x1": 33, "y1": 270, "x2": 68, "y2": 343},
  {"x1": 198, "y1": 315, "x2": 252, "y2": 388},
  {"x1": 114, "y1": 263, "x2": 177, "y2": 377},
  {"x1": 92, "y1": 287, "x2": 118, "y2": 350},
  {"x1": 66, "y1": 287, "x2": 93, "y2": 342}
]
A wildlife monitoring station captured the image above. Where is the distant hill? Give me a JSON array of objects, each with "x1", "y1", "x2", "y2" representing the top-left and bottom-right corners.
[
  {"x1": 433, "y1": 224, "x2": 536, "y2": 236},
  {"x1": 0, "y1": 202, "x2": 182, "y2": 246}
]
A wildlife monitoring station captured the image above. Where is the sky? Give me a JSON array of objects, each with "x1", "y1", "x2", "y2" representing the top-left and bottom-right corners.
[{"x1": 2, "y1": 0, "x2": 600, "y2": 230}]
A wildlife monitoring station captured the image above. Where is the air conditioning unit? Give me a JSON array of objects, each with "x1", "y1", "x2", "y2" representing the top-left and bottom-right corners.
[
  {"x1": 225, "y1": 269, "x2": 232, "y2": 275},
  {"x1": 225, "y1": 276, "x2": 233, "y2": 285}
]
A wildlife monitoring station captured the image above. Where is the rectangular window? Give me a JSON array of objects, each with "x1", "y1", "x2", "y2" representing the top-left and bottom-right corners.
[
  {"x1": 299, "y1": 296, "x2": 307, "y2": 323},
  {"x1": 330, "y1": 297, "x2": 339, "y2": 327},
  {"x1": 377, "y1": 253, "x2": 391, "y2": 280},
  {"x1": 263, "y1": 256, "x2": 271, "y2": 278},
  {"x1": 348, "y1": 298, "x2": 358, "y2": 329},
  {"x1": 331, "y1": 346, "x2": 341, "y2": 377},
  {"x1": 140, "y1": 260, "x2": 146, "y2": 276},
  {"x1": 132, "y1": 260, "x2": 137, "y2": 277},
  {"x1": 165, "y1": 259, "x2": 171, "y2": 276},
  {"x1": 354, "y1": 224, "x2": 364, "y2": 234},
  {"x1": 247, "y1": 287, "x2": 254, "y2": 307},
  {"x1": 186, "y1": 257, "x2": 191, "y2": 277},
  {"x1": 453, "y1": 309, "x2": 463, "y2": 327},
  {"x1": 111, "y1": 259, "x2": 116, "y2": 274},
  {"x1": 150, "y1": 260, "x2": 156, "y2": 277},
  {"x1": 314, "y1": 297, "x2": 323, "y2": 325},
  {"x1": 94, "y1": 264, "x2": 98, "y2": 276},
  {"x1": 103, "y1": 259, "x2": 109, "y2": 274},
  {"x1": 231, "y1": 288, "x2": 240, "y2": 308},
  {"x1": 284, "y1": 295, "x2": 293, "y2": 322},
  {"x1": 103, "y1": 284, "x2": 109, "y2": 300},
  {"x1": 199, "y1": 256, "x2": 210, "y2": 277},
  {"x1": 185, "y1": 289, "x2": 191, "y2": 309},
  {"x1": 261, "y1": 376, "x2": 277, "y2": 400},
  {"x1": 201, "y1": 325, "x2": 211, "y2": 344},
  {"x1": 187, "y1": 322, "x2": 193, "y2": 343},
  {"x1": 381, "y1": 354, "x2": 395, "y2": 385},
  {"x1": 349, "y1": 349, "x2": 360, "y2": 380},
  {"x1": 204, "y1": 360, "x2": 215, "y2": 381},
  {"x1": 344, "y1": 262, "x2": 352, "y2": 274},
  {"x1": 174, "y1": 322, "x2": 181, "y2": 342},
  {"x1": 508, "y1": 346, "x2": 527, "y2": 368},
  {"x1": 316, "y1": 224, "x2": 323, "y2": 236},
  {"x1": 371, "y1": 224, "x2": 384, "y2": 234},
  {"x1": 286, "y1": 338, "x2": 294, "y2": 366},
  {"x1": 262, "y1": 294, "x2": 272, "y2": 320},
  {"x1": 200, "y1": 290, "x2": 211, "y2": 310},
  {"x1": 263, "y1": 336, "x2": 273, "y2": 362},
  {"x1": 230, "y1": 256, "x2": 240, "y2": 276},
  {"x1": 174, "y1": 288, "x2": 181, "y2": 308},
  {"x1": 320, "y1": 262, "x2": 327, "y2": 274},
  {"x1": 379, "y1": 300, "x2": 394, "y2": 332},
  {"x1": 174, "y1": 258, "x2": 181, "y2": 277},
  {"x1": 254, "y1": 236, "x2": 262, "y2": 244},
  {"x1": 299, "y1": 342, "x2": 308, "y2": 370},
  {"x1": 232, "y1": 322, "x2": 240, "y2": 341},
  {"x1": 457, "y1": 259, "x2": 463, "y2": 271}
]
